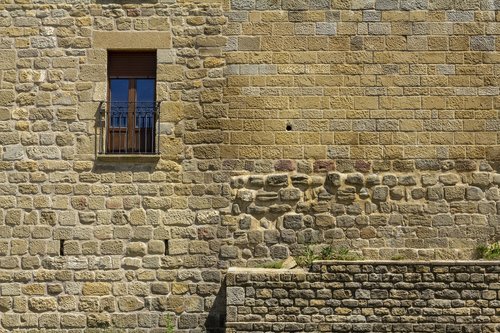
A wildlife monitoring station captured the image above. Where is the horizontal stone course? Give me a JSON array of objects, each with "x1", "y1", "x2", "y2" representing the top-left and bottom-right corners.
[{"x1": 227, "y1": 262, "x2": 500, "y2": 332}]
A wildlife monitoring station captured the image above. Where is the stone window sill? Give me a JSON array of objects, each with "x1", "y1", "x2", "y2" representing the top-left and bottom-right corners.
[{"x1": 96, "y1": 154, "x2": 160, "y2": 163}]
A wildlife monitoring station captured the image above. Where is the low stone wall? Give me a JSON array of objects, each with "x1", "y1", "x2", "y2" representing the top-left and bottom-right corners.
[{"x1": 226, "y1": 261, "x2": 500, "y2": 333}]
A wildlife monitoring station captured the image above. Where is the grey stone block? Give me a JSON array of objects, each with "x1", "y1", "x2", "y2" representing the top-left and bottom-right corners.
[
  {"x1": 227, "y1": 287, "x2": 245, "y2": 305},
  {"x1": 382, "y1": 175, "x2": 397, "y2": 187},
  {"x1": 316, "y1": 22, "x2": 337, "y2": 35},
  {"x1": 255, "y1": 0, "x2": 281, "y2": 9},
  {"x1": 446, "y1": 10, "x2": 474, "y2": 21},
  {"x1": 346, "y1": 173, "x2": 364, "y2": 185},
  {"x1": 310, "y1": 0, "x2": 330, "y2": 9},
  {"x1": 231, "y1": 0, "x2": 256, "y2": 9},
  {"x1": 470, "y1": 36, "x2": 495, "y2": 51},
  {"x1": 267, "y1": 174, "x2": 288, "y2": 186},
  {"x1": 375, "y1": 0, "x2": 399, "y2": 10},
  {"x1": 270, "y1": 244, "x2": 289, "y2": 259},
  {"x1": 401, "y1": 0, "x2": 428, "y2": 9},
  {"x1": 363, "y1": 10, "x2": 381, "y2": 22},
  {"x1": 3, "y1": 144, "x2": 24, "y2": 160},
  {"x1": 372, "y1": 186, "x2": 389, "y2": 201},
  {"x1": 282, "y1": 0, "x2": 309, "y2": 10},
  {"x1": 466, "y1": 187, "x2": 484, "y2": 201}
]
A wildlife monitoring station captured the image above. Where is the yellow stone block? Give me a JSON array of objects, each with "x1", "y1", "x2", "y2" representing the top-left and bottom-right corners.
[
  {"x1": 354, "y1": 96, "x2": 378, "y2": 110},
  {"x1": 82, "y1": 282, "x2": 110, "y2": 296},
  {"x1": 238, "y1": 146, "x2": 261, "y2": 159},
  {"x1": 93, "y1": 31, "x2": 171, "y2": 49}
]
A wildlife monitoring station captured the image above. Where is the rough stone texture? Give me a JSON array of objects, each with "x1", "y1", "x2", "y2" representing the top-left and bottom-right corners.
[
  {"x1": 0, "y1": 0, "x2": 499, "y2": 332},
  {"x1": 227, "y1": 262, "x2": 500, "y2": 333}
]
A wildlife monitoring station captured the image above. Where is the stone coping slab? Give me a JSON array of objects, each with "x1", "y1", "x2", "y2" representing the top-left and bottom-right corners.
[
  {"x1": 313, "y1": 260, "x2": 500, "y2": 265},
  {"x1": 228, "y1": 260, "x2": 500, "y2": 275},
  {"x1": 228, "y1": 267, "x2": 307, "y2": 274}
]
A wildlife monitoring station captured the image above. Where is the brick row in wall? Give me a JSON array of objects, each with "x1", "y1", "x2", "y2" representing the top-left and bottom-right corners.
[{"x1": 226, "y1": 262, "x2": 500, "y2": 333}]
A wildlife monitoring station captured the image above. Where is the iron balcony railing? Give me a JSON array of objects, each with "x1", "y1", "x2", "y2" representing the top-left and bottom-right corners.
[{"x1": 97, "y1": 101, "x2": 161, "y2": 155}]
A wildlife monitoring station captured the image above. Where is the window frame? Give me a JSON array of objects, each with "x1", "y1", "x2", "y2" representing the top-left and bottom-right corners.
[{"x1": 104, "y1": 51, "x2": 158, "y2": 155}]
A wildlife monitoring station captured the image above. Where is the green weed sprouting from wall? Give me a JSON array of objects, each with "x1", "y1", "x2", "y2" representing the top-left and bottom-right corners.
[
  {"x1": 296, "y1": 245, "x2": 364, "y2": 267},
  {"x1": 166, "y1": 315, "x2": 175, "y2": 333},
  {"x1": 477, "y1": 242, "x2": 500, "y2": 260}
]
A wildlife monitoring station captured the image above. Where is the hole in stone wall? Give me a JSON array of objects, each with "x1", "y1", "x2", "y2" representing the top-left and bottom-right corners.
[
  {"x1": 164, "y1": 240, "x2": 169, "y2": 255},
  {"x1": 286, "y1": 124, "x2": 292, "y2": 131},
  {"x1": 60, "y1": 240, "x2": 65, "y2": 256}
]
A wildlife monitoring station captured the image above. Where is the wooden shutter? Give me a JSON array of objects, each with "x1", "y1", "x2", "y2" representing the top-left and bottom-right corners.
[{"x1": 108, "y1": 51, "x2": 156, "y2": 78}]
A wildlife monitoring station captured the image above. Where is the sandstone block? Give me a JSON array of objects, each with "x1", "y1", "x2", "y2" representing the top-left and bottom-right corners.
[
  {"x1": 168, "y1": 239, "x2": 188, "y2": 255},
  {"x1": 94, "y1": 31, "x2": 172, "y2": 49},
  {"x1": 196, "y1": 210, "x2": 221, "y2": 224},
  {"x1": 61, "y1": 314, "x2": 86, "y2": 328},
  {"x1": 100, "y1": 240, "x2": 124, "y2": 255},
  {"x1": 28, "y1": 297, "x2": 57, "y2": 312},
  {"x1": 0, "y1": 90, "x2": 15, "y2": 106},
  {"x1": 227, "y1": 287, "x2": 245, "y2": 305},
  {"x1": 126, "y1": 242, "x2": 147, "y2": 257},
  {"x1": 315, "y1": 214, "x2": 334, "y2": 228},
  {"x1": 118, "y1": 296, "x2": 144, "y2": 312},
  {"x1": 82, "y1": 282, "x2": 110, "y2": 296},
  {"x1": 0, "y1": 50, "x2": 15, "y2": 70}
]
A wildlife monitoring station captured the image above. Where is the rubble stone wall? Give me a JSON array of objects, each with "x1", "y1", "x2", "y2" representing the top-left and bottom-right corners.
[
  {"x1": 228, "y1": 169, "x2": 500, "y2": 262},
  {"x1": 226, "y1": 262, "x2": 500, "y2": 333}
]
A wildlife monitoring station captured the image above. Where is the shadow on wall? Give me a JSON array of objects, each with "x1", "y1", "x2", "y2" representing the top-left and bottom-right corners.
[{"x1": 205, "y1": 277, "x2": 226, "y2": 333}]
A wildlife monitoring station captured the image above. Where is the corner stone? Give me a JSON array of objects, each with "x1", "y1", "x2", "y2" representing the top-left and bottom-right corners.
[{"x1": 227, "y1": 287, "x2": 245, "y2": 305}]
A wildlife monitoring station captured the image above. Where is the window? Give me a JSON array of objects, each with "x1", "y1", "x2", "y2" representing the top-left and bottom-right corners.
[{"x1": 103, "y1": 51, "x2": 158, "y2": 154}]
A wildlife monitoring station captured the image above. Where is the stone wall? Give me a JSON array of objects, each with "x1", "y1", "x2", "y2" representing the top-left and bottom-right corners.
[
  {"x1": 0, "y1": 0, "x2": 228, "y2": 332},
  {"x1": 228, "y1": 169, "x2": 500, "y2": 262},
  {"x1": 222, "y1": 0, "x2": 500, "y2": 161},
  {"x1": 226, "y1": 262, "x2": 500, "y2": 332},
  {"x1": 0, "y1": 0, "x2": 498, "y2": 332}
]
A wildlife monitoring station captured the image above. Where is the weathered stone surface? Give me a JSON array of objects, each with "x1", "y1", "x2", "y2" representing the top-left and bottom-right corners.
[
  {"x1": 266, "y1": 174, "x2": 288, "y2": 187},
  {"x1": 227, "y1": 287, "x2": 245, "y2": 305},
  {"x1": 94, "y1": 32, "x2": 172, "y2": 49},
  {"x1": 82, "y1": 283, "x2": 111, "y2": 296},
  {"x1": 279, "y1": 188, "x2": 301, "y2": 201},
  {"x1": 0, "y1": 1, "x2": 498, "y2": 332},
  {"x1": 28, "y1": 297, "x2": 57, "y2": 312},
  {"x1": 118, "y1": 296, "x2": 144, "y2": 312},
  {"x1": 372, "y1": 186, "x2": 389, "y2": 201}
]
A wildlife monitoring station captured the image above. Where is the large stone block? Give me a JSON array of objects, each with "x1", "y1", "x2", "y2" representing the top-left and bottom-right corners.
[
  {"x1": 93, "y1": 32, "x2": 172, "y2": 49},
  {"x1": 227, "y1": 287, "x2": 245, "y2": 305},
  {"x1": 0, "y1": 50, "x2": 15, "y2": 70}
]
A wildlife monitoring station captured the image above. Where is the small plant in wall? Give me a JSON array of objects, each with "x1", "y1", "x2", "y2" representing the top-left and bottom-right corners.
[
  {"x1": 166, "y1": 315, "x2": 175, "y2": 333},
  {"x1": 320, "y1": 246, "x2": 364, "y2": 261},
  {"x1": 295, "y1": 245, "x2": 318, "y2": 268},
  {"x1": 296, "y1": 245, "x2": 363, "y2": 268},
  {"x1": 477, "y1": 242, "x2": 500, "y2": 260}
]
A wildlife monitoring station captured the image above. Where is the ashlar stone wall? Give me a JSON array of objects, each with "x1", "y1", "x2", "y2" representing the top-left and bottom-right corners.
[{"x1": 222, "y1": 0, "x2": 500, "y2": 161}]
